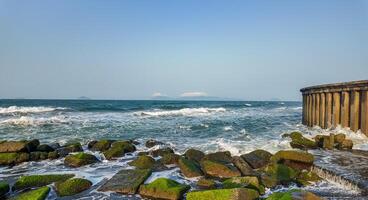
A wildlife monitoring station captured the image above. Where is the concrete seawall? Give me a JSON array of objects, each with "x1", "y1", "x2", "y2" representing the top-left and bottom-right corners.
[{"x1": 300, "y1": 80, "x2": 368, "y2": 136}]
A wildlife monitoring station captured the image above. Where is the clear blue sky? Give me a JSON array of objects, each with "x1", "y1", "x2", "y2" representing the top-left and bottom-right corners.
[{"x1": 0, "y1": 0, "x2": 367, "y2": 100}]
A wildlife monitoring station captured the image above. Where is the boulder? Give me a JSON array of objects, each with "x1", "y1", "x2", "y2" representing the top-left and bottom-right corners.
[
  {"x1": 201, "y1": 160, "x2": 241, "y2": 179},
  {"x1": 232, "y1": 156, "x2": 254, "y2": 176},
  {"x1": 289, "y1": 132, "x2": 317, "y2": 149},
  {"x1": 36, "y1": 144, "x2": 54, "y2": 152},
  {"x1": 265, "y1": 189, "x2": 322, "y2": 200},
  {"x1": 64, "y1": 153, "x2": 99, "y2": 167},
  {"x1": 145, "y1": 139, "x2": 164, "y2": 148},
  {"x1": 184, "y1": 148, "x2": 205, "y2": 163},
  {"x1": 48, "y1": 142, "x2": 60, "y2": 150},
  {"x1": 263, "y1": 163, "x2": 298, "y2": 185},
  {"x1": 151, "y1": 147, "x2": 174, "y2": 157},
  {"x1": 178, "y1": 157, "x2": 203, "y2": 178},
  {"x1": 186, "y1": 188, "x2": 259, "y2": 200},
  {"x1": 241, "y1": 149, "x2": 272, "y2": 169},
  {"x1": 57, "y1": 142, "x2": 83, "y2": 157},
  {"x1": 103, "y1": 141, "x2": 136, "y2": 160},
  {"x1": 202, "y1": 151, "x2": 232, "y2": 164},
  {"x1": 9, "y1": 186, "x2": 50, "y2": 200},
  {"x1": 139, "y1": 178, "x2": 190, "y2": 200},
  {"x1": 0, "y1": 141, "x2": 29, "y2": 153},
  {"x1": 322, "y1": 134, "x2": 335, "y2": 150},
  {"x1": 98, "y1": 169, "x2": 152, "y2": 194},
  {"x1": 337, "y1": 139, "x2": 353, "y2": 150},
  {"x1": 26, "y1": 139, "x2": 40, "y2": 152},
  {"x1": 271, "y1": 150, "x2": 314, "y2": 167},
  {"x1": 223, "y1": 176, "x2": 260, "y2": 192},
  {"x1": 55, "y1": 178, "x2": 92, "y2": 197},
  {"x1": 296, "y1": 171, "x2": 321, "y2": 186},
  {"x1": 197, "y1": 178, "x2": 216, "y2": 189},
  {"x1": 160, "y1": 153, "x2": 181, "y2": 165},
  {"x1": 0, "y1": 153, "x2": 29, "y2": 165},
  {"x1": 334, "y1": 133, "x2": 346, "y2": 144},
  {"x1": 13, "y1": 174, "x2": 74, "y2": 191},
  {"x1": 0, "y1": 181, "x2": 9, "y2": 197},
  {"x1": 47, "y1": 151, "x2": 59, "y2": 159},
  {"x1": 88, "y1": 140, "x2": 113, "y2": 151},
  {"x1": 128, "y1": 155, "x2": 155, "y2": 169},
  {"x1": 29, "y1": 152, "x2": 49, "y2": 161},
  {"x1": 314, "y1": 135, "x2": 324, "y2": 147}
]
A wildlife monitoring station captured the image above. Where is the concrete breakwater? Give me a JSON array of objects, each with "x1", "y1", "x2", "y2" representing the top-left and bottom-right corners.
[{"x1": 301, "y1": 80, "x2": 368, "y2": 135}]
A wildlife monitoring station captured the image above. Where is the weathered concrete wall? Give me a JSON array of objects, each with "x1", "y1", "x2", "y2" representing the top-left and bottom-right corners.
[{"x1": 301, "y1": 80, "x2": 368, "y2": 136}]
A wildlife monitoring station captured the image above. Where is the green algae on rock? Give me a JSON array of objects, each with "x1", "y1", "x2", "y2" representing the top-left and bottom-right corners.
[
  {"x1": 232, "y1": 156, "x2": 254, "y2": 176},
  {"x1": 296, "y1": 170, "x2": 322, "y2": 186},
  {"x1": 184, "y1": 148, "x2": 205, "y2": 163},
  {"x1": 178, "y1": 157, "x2": 203, "y2": 178},
  {"x1": 103, "y1": 141, "x2": 136, "y2": 160},
  {"x1": 222, "y1": 176, "x2": 260, "y2": 192},
  {"x1": 88, "y1": 140, "x2": 113, "y2": 151},
  {"x1": 13, "y1": 174, "x2": 75, "y2": 191},
  {"x1": 288, "y1": 131, "x2": 317, "y2": 149},
  {"x1": 64, "y1": 152, "x2": 99, "y2": 167},
  {"x1": 265, "y1": 189, "x2": 322, "y2": 200},
  {"x1": 10, "y1": 186, "x2": 50, "y2": 200},
  {"x1": 0, "y1": 153, "x2": 29, "y2": 165},
  {"x1": 186, "y1": 188, "x2": 259, "y2": 200},
  {"x1": 0, "y1": 181, "x2": 9, "y2": 197},
  {"x1": 271, "y1": 150, "x2": 314, "y2": 164},
  {"x1": 240, "y1": 149, "x2": 272, "y2": 169},
  {"x1": 202, "y1": 151, "x2": 233, "y2": 164},
  {"x1": 128, "y1": 155, "x2": 155, "y2": 169},
  {"x1": 139, "y1": 178, "x2": 190, "y2": 200},
  {"x1": 201, "y1": 160, "x2": 241, "y2": 178},
  {"x1": 197, "y1": 178, "x2": 216, "y2": 189},
  {"x1": 160, "y1": 153, "x2": 181, "y2": 165},
  {"x1": 55, "y1": 178, "x2": 92, "y2": 197},
  {"x1": 263, "y1": 163, "x2": 298, "y2": 185}
]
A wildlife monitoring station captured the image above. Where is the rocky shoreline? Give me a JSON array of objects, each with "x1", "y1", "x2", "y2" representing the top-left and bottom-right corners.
[{"x1": 0, "y1": 132, "x2": 360, "y2": 200}]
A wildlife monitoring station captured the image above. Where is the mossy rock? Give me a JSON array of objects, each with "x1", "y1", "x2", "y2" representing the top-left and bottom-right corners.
[
  {"x1": 0, "y1": 181, "x2": 9, "y2": 196},
  {"x1": 201, "y1": 160, "x2": 241, "y2": 179},
  {"x1": 334, "y1": 133, "x2": 346, "y2": 144},
  {"x1": 337, "y1": 139, "x2": 353, "y2": 150},
  {"x1": 151, "y1": 147, "x2": 174, "y2": 157},
  {"x1": 265, "y1": 189, "x2": 322, "y2": 200},
  {"x1": 57, "y1": 142, "x2": 83, "y2": 157},
  {"x1": 160, "y1": 153, "x2": 181, "y2": 165},
  {"x1": 186, "y1": 188, "x2": 259, "y2": 200},
  {"x1": 103, "y1": 141, "x2": 136, "y2": 160},
  {"x1": 47, "y1": 151, "x2": 59, "y2": 159},
  {"x1": 178, "y1": 157, "x2": 203, "y2": 178},
  {"x1": 202, "y1": 151, "x2": 232, "y2": 164},
  {"x1": 263, "y1": 163, "x2": 298, "y2": 185},
  {"x1": 9, "y1": 186, "x2": 50, "y2": 200},
  {"x1": 36, "y1": 144, "x2": 54, "y2": 152},
  {"x1": 0, "y1": 153, "x2": 29, "y2": 165},
  {"x1": 197, "y1": 178, "x2": 216, "y2": 189},
  {"x1": 64, "y1": 153, "x2": 99, "y2": 167},
  {"x1": 30, "y1": 152, "x2": 49, "y2": 161},
  {"x1": 240, "y1": 149, "x2": 272, "y2": 169},
  {"x1": 271, "y1": 150, "x2": 314, "y2": 164},
  {"x1": 322, "y1": 134, "x2": 335, "y2": 150},
  {"x1": 289, "y1": 132, "x2": 317, "y2": 149},
  {"x1": 184, "y1": 148, "x2": 205, "y2": 163},
  {"x1": 145, "y1": 139, "x2": 164, "y2": 148},
  {"x1": 128, "y1": 155, "x2": 155, "y2": 169},
  {"x1": 223, "y1": 176, "x2": 261, "y2": 192},
  {"x1": 88, "y1": 140, "x2": 113, "y2": 151},
  {"x1": 139, "y1": 178, "x2": 190, "y2": 200},
  {"x1": 13, "y1": 174, "x2": 75, "y2": 191},
  {"x1": 0, "y1": 141, "x2": 30, "y2": 153},
  {"x1": 55, "y1": 178, "x2": 92, "y2": 197},
  {"x1": 232, "y1": 156, "x2": 254, "y2": 176},
  {"x1": 296, "y1": 171, "x2": 322, "y2": 186}
]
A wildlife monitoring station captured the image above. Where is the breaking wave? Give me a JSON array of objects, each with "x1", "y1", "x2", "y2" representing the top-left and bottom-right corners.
[
  {"x1": 136, "y1": 107, "x2": 226, "y2": 117},
  {"x1": 0, "y1": 106, "x2": 67, "y2": 114},
  {"x1": 0, "y1": 116, "x2": 70, "y2": 126}
]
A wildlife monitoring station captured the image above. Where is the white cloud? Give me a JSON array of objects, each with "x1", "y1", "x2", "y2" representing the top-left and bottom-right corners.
[
  {"x1": 180, "y1": 92, "x2": 208, "y2": 97},
  {"x1": 152, "y1": 92, "x2": 167, "y2": 97}
]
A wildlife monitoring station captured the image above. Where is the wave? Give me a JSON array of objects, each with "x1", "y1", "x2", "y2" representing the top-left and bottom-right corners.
[
  {"x1": 0, "y1": 106, "x2": 67, "y2": 114},
  {"x1": 136, "y1": 107, "x2": 226, "y2": 117},
  {"x1": 0, "y1": 116, "x2": 70, "y2": 126}
]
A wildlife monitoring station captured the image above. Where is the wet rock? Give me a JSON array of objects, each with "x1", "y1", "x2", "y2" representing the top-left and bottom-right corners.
[
  {"x1": 289, "y1": 132, "x2": 317, "y2": 149},
  {"x1": 223, "y1": 176, "x2": 261, "y2": 192},
  {"x1": 145, "y1": 139, "x2": 164, "y2": 148},
  {"x1": 265, "y1": 189, "x2": 322, "y2": 200},
  {"x1": 26, "y1": 139, "x2": 40, "y2": 152},
  {"x1": 103, "y1": 141, "x2": 136, "y2": 160},
  {"x1": 202, "y1": 151, "x2": 232, "y2": 164},
  {"x1": 9, "y1": 186, "x2": 50, "y2": 200},
  {"x1": 186, "y1": 188, "x2": 259, "y2": 200},
  {"x1": 88, "y1": 140, "x2": 114, "y2": 151},
  {"x1": 48, "y1": 151, "x2": 59, "y2": 159},
  {"x1": 64, "y1": 153, "x2": 99, "y2": 167},
  {"x1": 139, "y1": 178, "x2": 190, "y2": 200},
  {"x1": 232, "y1": 156, "x2": 254, "y2": 176},
  {"x1": 178, "y1": 157, "x2": 203, "y2": 178},
  {"x1": 128, "y1": 155, "x2": 155, "y2": 169},
  {"x1": 48, "y1": 142, "x2": 60, "y2": 150},
  {"x1": 197, "y1": 178, "x2": 216, "y2": 189},
  {"x1": 30, "y1": 152, "x2": 49, "y2": 161},
  {"x1": 271, "y1": 150, "x2": 314, "y2": 166},
  {"x1": 57, "y1": 142, "x2": 83, "y2": 157},
  {"x1": 322, "y1": 134, "x2": 335, "y2": 150},
  {"x1": 241, "y1": 149, "x2": 272, "y2": 169},
  {"x1": 296, "y1": 170, "x2": 322, "y2": 186},
  {"x1": 138, "y1": 152, "x2": 149, "y2": 156},
  {"x1": 263, "y1": 163, "x2": 298, "y2": 185},
  {"x1": 0, "y1": 181, "x2": 9, "y2": 197},
  {"x1": 0, "y1": 153, "x2": 29, "y2": 165},
  {"x1": 150, "y1": 147, "x2": 174, "y2": 157},
  {"x1": 160, "y1": 153, "x2": 181, "y2": 165},
  {"x1": 0, "y1": 141, "x2": 30, "y2": 153},
  {"x1": 36, "y1": 144, "x2": 54, "y2": 152},
  {"x1": 184, "y1": 148, "x2": 205, "y2": 163},
  {"x1": 98, "y1": 169, "x2": 152, "y2": 194},
  {"x1": 55, "y1": 178, "x2": 92, "y2": 197},
  {"x1": 13, "y1": 174, "x2": 74, "y2": 191},
  {"x1": 314, "y1": 135, "x2": 324, "y2": 147},
  {"x1": 201, "y1": 160, "x2": 241, "y2": 179},
  {"x1": 337, "y1": 139, "x2": 353, "y2": 150},
  {"x1": 334, "y1": 133, "x2": 346, "y2": 144}
]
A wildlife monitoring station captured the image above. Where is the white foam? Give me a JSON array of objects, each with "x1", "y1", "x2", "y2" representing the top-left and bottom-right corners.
[
  {"x1": 136, "y1": 107, "x2": 226, "y2": 117},
  {"x1": 245, "y1": 103, "x2": 252, "y2": 107},
  {"x1": 224, "y1": 126, "x2": 233, "y2": 131},
  {"x1": 0, "y1": 106, "x2": 66, "y2": 114},
  {"x1": 0, "y1": 115, "x2": 70, "y2": 126}
]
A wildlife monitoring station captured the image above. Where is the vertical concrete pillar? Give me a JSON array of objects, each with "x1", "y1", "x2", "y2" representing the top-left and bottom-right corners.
[
  {"x1": 350, "y1": 91, "x2": 360, "y2": 132},
  {"x1": 312, "y1": 94, "x2": 316, "y2": 126},
  {"x1": 341, "y1": 91, "x2": 350, "y2": 127},
  {"x1": 320, "y1": 93, "x2": 326, "y2": 128},
  {"x1": 326, "y1": 92, "x2": 333, "y2": 128},
  {"x1": 332, "y1": 92, "x2": 341, "y2": 127},
  {"x1": 315, "y1": 93, "x2": 320, "y2": 127},
  {"x1": 302, "y1": 94, "x2": 306, "y2": 125},
  {"x1": 308, "y1": 94, "x2": 313, "y2": 126},
  {"x1": 361, "y1": 90, "x2": 368, "y2": 136}
]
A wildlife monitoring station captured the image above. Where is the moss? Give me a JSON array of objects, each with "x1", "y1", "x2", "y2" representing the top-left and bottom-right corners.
[
  {"x1": 13, "y1": 174, "x2": 74, "y2": 191},
  {"x1": 151, "y1": 147, "x2": 174, "y2": 157},
  {"x1": 186, "y1": 188, "x2": 259, "y2": 200},
  {"x1": 89, "y1": 140, "x2": 112, "y2": 151},
  {"x1": 296, "y1": 171, "x2": 321, "y2": 186},
  {"x1": 47, "y1": 151, "x2": 59, "y2": 159},
  {"x1": 178, "y1": 157, "x2": 203, "y2": 178},
  {"x1": 0, "y1": 153, "x2": 29, "y2": 165},
  {"x1": 223, "y1": 176, "x2": 260, "y2": 192},
  {"x1": 55, "y1": 178, "x2": 92, "y2": 197},
  {"x1": 64, "y1": 153, "x2": 99, "y2": 167},
  {"x1": 184, "y1": 148, "x2": 205, "y2": 163},
  {"x1": 264, "y1": 163, "x2": 298, "y2": 185},
  {"x1": 103, "y1": 141, "x2": 135, "y2": 160},
  {"x1": 201, "y1": 160, "x2": 241, "y2": 178},
  {"x1": 197, "y1": 178, "x2": 216, "y2": 189},
  {"x1": 10, "y1": 186, "x2": 50, "y2": 200},
  {"x1": 271, "y1": 150, "x2": 314, "y2": 164},
  {"x1": 139, "y1": 178, "x2": 190, "y2": 200},
  {"x1": 0, "y1": 181, "x2": 9, "y2": 196},
  {"x1": 161, "y1": 153, "x2": 180, "y2": 165},
  {"x1": 202, "y1": 151, "x2": 232, "y2": 164},
  {"x1": 128, "y1": 155, "x2": 155, "y2": 169},
  {"x1": 289, "y1": 132, "x2": 317, "y2": 149}
]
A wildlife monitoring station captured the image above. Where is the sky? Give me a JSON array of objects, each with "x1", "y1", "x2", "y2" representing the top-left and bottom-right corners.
[{"x1": 0, "y1": 0, "x2": 367, "y2": 100}]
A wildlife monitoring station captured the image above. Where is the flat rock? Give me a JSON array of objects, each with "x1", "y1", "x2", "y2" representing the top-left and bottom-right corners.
[
  {"x1": 186, "y1": 188, "x2": 259, "y2": 200},
  {"x1": 241, "y1": 149, "x2": 272, "y2": 169},
  {"x1": 0, "y1": 141, "x2": 29, "y2": 153}
]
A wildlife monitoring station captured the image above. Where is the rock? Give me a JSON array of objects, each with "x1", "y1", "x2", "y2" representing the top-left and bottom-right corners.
[
  {"x1": 0, "y1": 141, "x2": 30, "y2": 153},
  {"x1": 296, "y1": 171, "x2": 321, "y2": 186},
  {"x1": 186, "y1": 188, "x2": 259, "y2": 200},
  {"x1": 57, "y1": 142, "x2": 83, "y2": 157},
  {"x1": 289, "y1": 132, "x2": 317, "y2": 149},
  {"x1": 9, "y1": 186, "x2": 50, "y2": 200},
  {"x1": 30, "y1": 152, "x2": 49, "y2": 161},
  {"x1": 223, "y1": 176, "x2": 260, "y2": 192},
  {"x1": 241, "y1": 149, "x2": 272, "y2": 169},
  {"x1": 0, "y1": 181, "x2": 9, "y2": 197},
  {"x1": 0, "y1": 153, "x2": 29, "y2": 165},
  {"x1": 271, "y1": 150, "x2": 314, "y2": 165},
  {"x1": 13, "y1": 174, "x2": 74, "y2": 191},
  {"x1": 36, "y1": 144, "x2": 54, "y2": 152},
  {"x1": 48, "y1": 142, "x2": 60, "y2": 150},
  {"x1": 103, "y1": 141, "x2": 136, "y2": 160},
  {"x1": 64, "y1": 153, "x2": 99, "y2": 167},
  {"x1": 314, "y1": 135, "x2": 324, "y2": 147},
  {"x1": 338, "y1": 139, "x2": 353, "y2": 150},
  {"x1": 151, "y1": 147, "x2": 174, "y2": 157},
  {"x1": 138, "y1": 152, "x2": 148, "y2": 156},
  {"x1": 322, "y1": 134, "x2": 335, "y2": 150},
  {"x1": 184, "y1": 148, "x2": 205, "y2": 163},
  {"x1": 139, "y1": 178, "x2": 190, "y2": 200},
  {"x1": 160, "y1": 153, "x2": 181, "y2": 165},
  {"x1": 263, "y1": 163, "x2": 298, "y2": 185},
  {"x1": 232, "y1": 156, "x2": 254, "y2": 176},
  {"x1": 334, "y1": 133, "x2": 346, "y2": 144},
  {"x1": 88, "y1": 140, "x2": 113, "y2": 151},
  {"x1": 265, "y1": 189, "x2": 322, "y2": 200},
  {"x1": 128, "y1": 155, "x2": 155, "y2": 169},
  {"x1": 197, "y1": 178, "x2": 216, "y2": 189},
  {"x1": 55, "y1": 178, "x2": 92, "y2": 197},
  {"x1": 202, "y1": 151, "x2": 232, "y2": 164},
  {"x1": 201, "y1": 160, "x2": 241, "y2": 179},
  {"x1": 48, "y1": 151, "x2": 59, "y2": 159},
  {"x1": 145, "y1": 139, "x2": 164, "y2": 148},
  {"x1": 98, "y1": 169, "x2": 152, "y2": 194},
  {"x1": 178, "y1": 157, "x2": 203, "y2": 178},
  {"x1": 26, "y1": 139, "x2": 40, "y2": 152}
]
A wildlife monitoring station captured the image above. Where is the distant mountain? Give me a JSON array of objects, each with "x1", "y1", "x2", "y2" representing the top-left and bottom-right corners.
[
  {"x1": 150, "y1": 96, "x2": 242, "y2": 101},
  {"x1": 78, "y1": 96, "x2": 91, "y2": 100}
]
